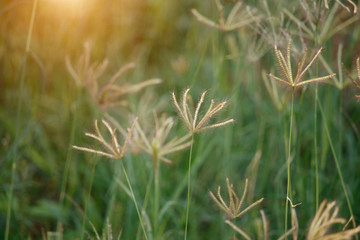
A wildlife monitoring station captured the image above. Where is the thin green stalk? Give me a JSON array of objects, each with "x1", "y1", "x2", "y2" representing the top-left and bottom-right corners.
[
  {"x1": 121, "y1": 162, "x2": 149, "y2": 240},
  {"x1": 153, "y1": 149, "x2": 160, "y2": 239},
  {"x1": 80, "y1": 157, "x2": 98, "y2": 240},
  {"x1": 285, "y1": 89, "x2": 294, "y2": 237},
  {"x1": 59, "y1": 96, "x2": 78, "y2": 206},
  {"x1": 184, "y1": 135, "x2": 195, "y2": 240},
  {"x1": 5, "y1": 1, "x2": 38, "y2": 239},
  {"x1": 57, "y1": 104, "x2": 77, "y2": 233},
  {"x1": 154, "y1": 169, "x2": 159, "y2": 238},
  {"x1": 314, "y1": 84, "x2": 319, "y2": 211},
  {"x1": 317, "y1": 97, "x2": 356, "y2": 230}
]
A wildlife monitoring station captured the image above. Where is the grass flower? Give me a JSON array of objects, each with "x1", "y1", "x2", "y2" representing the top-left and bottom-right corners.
[
  {"x1": 66, "y1": 42, "x2": 161, "y2": 109},
  {"x1": 191, "y1": 0, "x2": 260, "y2": 32},
  {"x1": 90, "y1": 219, "x2": 122, "y2": 240},
  {"x1": 269, "y1": 40, "x2": 336, "y2": 88},
  {"x1": 306, "y1": 200, "x2": 360, "y2": 240},
  {"x1": 259, "y1": 208, "x2": 298, "y2": 240},
  {"x1": 172, "y1": 88, "x2": 234, "y2": 135},
  {"x1": 324, "y1": 0, "x2": 357, "y2": 13},
  {"x1": 73, "y1": 118, "x2": 137, "y2": 159},
  {"x1": 209, "y1": 178, "x2": 264, "y2": 219},
  {"x1": 343, "y1": 57, "x2": 360, "y2": 100},
  {"x1": 133, "y1": 113, "x2": 193, "y2": 169},
  {"x1": 262, "y1": 70, "x2": 288, "y2": 111}
]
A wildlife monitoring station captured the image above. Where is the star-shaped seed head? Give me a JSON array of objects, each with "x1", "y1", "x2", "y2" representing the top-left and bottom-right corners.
[
  {"x1": 73, "y1": 118, "x2": 137, "y2": 159},
  {"x1": 172, "y1": 88, "x2": 234, "y2": 135},
  {"x1": 269, "y1": 40, "x2": 336, "y2": 88},
  {"x1": 343, "y1": 57, "x2": 360, "y2": 100},
  {"x1": 209, "y1": 178, "x2": 263, "y2": 219}
]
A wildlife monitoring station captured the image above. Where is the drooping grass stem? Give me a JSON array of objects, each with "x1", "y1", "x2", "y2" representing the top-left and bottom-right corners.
[
  {"x1": 121, "y1": 162, "x2": 149, "y2": 240},
  {"x1": 184, "y1": 135, "x2": 195, "y2": 240},
  {"x1": 80, "y1": 157, "x2": 98, "y2": 240},
  {"x1": 284, "y1": 88, "x2": 294, "y2": 237},
  {"x1": 317, "y1": 97, "x2": 357, "y2": 231},
  {"x1": 5, "y1": 1, "x2": 38, "y2": 239}
]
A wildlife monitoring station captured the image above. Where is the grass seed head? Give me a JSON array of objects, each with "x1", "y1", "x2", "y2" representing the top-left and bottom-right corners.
[
  {"x1": 132, "y1": 113, "x2": 193, "y2": 169},
  {"x1": 66, "y1": 42, "x2": 161, "y2": 109},
  {"x1": 209, "y1": 178, "x2": 263, "y2": 219},
  {"x1": 191, "y1": 0, "x2": 261, "y2": 32},
  {"x1": 306, "y1": 200, "x2": 360, "y2": 240},
  {"x1": 269, "y1": 40, "x2": 336, "y2": 89},
  {"x1": 172, "y1": 88, "x2": 234, "y2": 135},
  {"x1": 323, "y1": 0, "x2": 357, "y2": 14},
  {"x1": 343, "y1": 57, "x2": 360, "y2": 100},
  {"x1": 73, "y1": 118, "x2": 137, "y2": 160}
]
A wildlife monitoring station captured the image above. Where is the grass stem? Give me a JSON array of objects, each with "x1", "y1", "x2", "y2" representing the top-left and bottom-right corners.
[
  {"x1": 314, "y1": 84, "x2": 319, "y2": 211},
  {"x1": 284, "y1": 89, "x2": 294, "y2": 238},
  {"x1": 317, "y1": 97, "x2": 357, "y2": 231},
  {"x1": 5, "y1": 1, "x2": 38, "y2": 239},
  {"x1": 121, "y1": 162, "x2": 149, "y2": 240},
  {"x1": 153, "y1": 158, "x2": 160, "y2": 239},
  {"x1": 80, "y1": 157, "x2": 98, "y2": 240},
  {"x1": 184, "y1": 135, "x2": 194, "y2": 240}
]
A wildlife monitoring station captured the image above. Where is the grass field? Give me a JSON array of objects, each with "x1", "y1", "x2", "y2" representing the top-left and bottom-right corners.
[{"x1": 1, "y1": 0, "x2": 360, "y2": 239}]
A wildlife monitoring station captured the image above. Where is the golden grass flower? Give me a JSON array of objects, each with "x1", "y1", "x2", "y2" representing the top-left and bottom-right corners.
[
  {"x1": 324, "y1": 0, "x2": 357, "y2": 13},
  {"x1": 132, "y1": 113, "x2": 193, "y2": 169},
  {"x1": 66, "y1": 42, "x2": 161, "y2": 109},
  {"x1": 259, "y1": 207, "x2": 298, "y2": 240},
  {"x1": 191, "y1": 0, "x2": 260, "y2": 32},
  {"x1": 306, "y1": 200, "x2": 360, "y2": 240},
  {"x1": 209, "y1": 178, "x2": 264, "y2": 219},
  {"x1": 172, "y1": 88, "x2": 234, "y2": 134},
  {"x1": 343, "y1": 57, "x2": 360, "y2": 100},
  {"x1": 73, "y1": 118, "x2": 137, "y2": 159},
  {"x1": 269, "y1": 40, "x2": 336, "y2": 88}
]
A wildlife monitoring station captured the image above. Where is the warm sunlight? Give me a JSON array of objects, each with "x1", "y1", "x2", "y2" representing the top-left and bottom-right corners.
[
  {"x1": 47, "y1": 0, "x2": 90, "y2": 16},
  {"x1": 2, "y1": 0, "x2": 360, "y2": 239}
]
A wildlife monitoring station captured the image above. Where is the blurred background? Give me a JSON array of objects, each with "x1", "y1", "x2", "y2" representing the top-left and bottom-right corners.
[{"x1": 1, "y1": 0, "x2": 360, "y2": 239}]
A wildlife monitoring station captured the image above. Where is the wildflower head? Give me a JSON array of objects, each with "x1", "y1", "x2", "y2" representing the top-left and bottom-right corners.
[
  {"x1": 343, "y1": 57, "x2": 360, "y2": 100},
  {"x1": 307, "y1": 200, "x2": 360, "y2": 240},
  {"x1": 209, "y1": 178, "x2": 263, "y2": 219},
  {"x1": 73, "y1": 118, "x2": 137, "y2": 160},
  {"x1": 172, "y1": 88, "x2": 234, "y2": 135},
  {"x1": 269, "y1": 40, "x2": 336, "y2": 89},
  {"x1": 132, "y1": 113, "x2": 193, "y2": 170}
]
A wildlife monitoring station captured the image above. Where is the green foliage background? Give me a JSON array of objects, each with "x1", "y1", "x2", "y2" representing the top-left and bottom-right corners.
[{"x1": 1, "y1": 0, "x2": 360, "y2": 239}]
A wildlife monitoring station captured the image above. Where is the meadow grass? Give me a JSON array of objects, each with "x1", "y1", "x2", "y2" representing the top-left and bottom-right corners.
[{"x1": 1, "y1": 0, "x2": 360, "y2": 239}]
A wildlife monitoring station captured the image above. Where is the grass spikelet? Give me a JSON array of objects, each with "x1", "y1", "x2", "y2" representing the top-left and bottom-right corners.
[
  {"x1": 191, "y1": 0, "x2": 260, "y2": 32},
  {"x1": 209, "y1": 178, "x2": 264, "y2": 219},
  {"x1": 172, "y1": 88, "x2": 234, "y2": 135},
  {"x1": 269, "y1": 40, "x2": 336, "y2": 88},
  {"x1": 323, "y1": 0, "x2": 357, "y2": 14},
  {"x1": 66, "y1": 43, "x2": 161, "y2": 109},
  {"x1": 343, "y1": 57, "x2": 360, "y2": 100},
  {"x1": 73, "y1": 118, "x2": 137, "y2": 159},
  {"x1": 133, "y1": 113, "x2": 193, "y2": 168},
  {"x1": 306, "y1": 200, "x2": 360, "y2": 240}
]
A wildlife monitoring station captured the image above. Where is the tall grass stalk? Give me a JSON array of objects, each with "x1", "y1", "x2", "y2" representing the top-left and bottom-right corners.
[
  {"x1": 58, "y1": 95, "x2": 79, "y2": 231},
  {"x1": 317, "y1": 97, "x2": 357, "y2": 232},
  {"x1": 121, "y1": 162, "x2": 149, "y2": 240},
  {"x1": 153, "y1": 151, "x2": 160, "y2": 239},
  {"x1": 184, "y1": 135, "x2": 194, "y2": 240},
  {"x1": 5, "y1": 0, "x2": 38, "y2": 239},
  {"x1": 314, "y1": 84, "x2": 319, "y2": 211},
  {"x1": 80, "y1": 157, "x2": 98, "y2": 240},
  {"x1": 284, "y1": 89, "x2": 294, "y2": 237}
]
